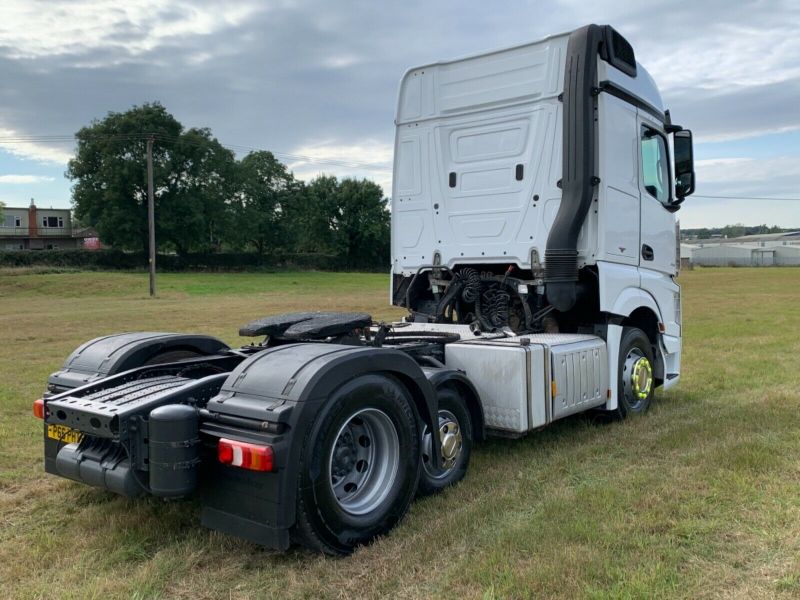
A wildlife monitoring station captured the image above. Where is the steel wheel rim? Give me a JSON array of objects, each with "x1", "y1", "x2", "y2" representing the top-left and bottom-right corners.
[
  {"x1": 328, "y1": 408, "x2": 400, "y2": 515},
  {"x1": 421, "y1": 409, "x2": 463, "y2": 480},
  {"x1": 622, "y1": 347, "x2": 652, "y2": 409}
]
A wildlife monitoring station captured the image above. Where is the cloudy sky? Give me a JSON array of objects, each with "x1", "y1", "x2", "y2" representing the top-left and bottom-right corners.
[{"x1": 0, "y1": 0, "x2": 797, "y2": 228}]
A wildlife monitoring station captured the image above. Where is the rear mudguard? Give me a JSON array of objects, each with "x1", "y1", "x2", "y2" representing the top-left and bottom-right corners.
[
  {"x1": 199, "y1": 343, "x2": 439, "y2": 550},
  {"x1": 47, "y1": 332, "x2": 229, "y2": 393}
]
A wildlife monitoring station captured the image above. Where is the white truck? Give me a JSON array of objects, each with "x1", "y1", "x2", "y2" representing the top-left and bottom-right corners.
[{"x1": 36, "y1": 24, "x2": 694, "y2": 555}]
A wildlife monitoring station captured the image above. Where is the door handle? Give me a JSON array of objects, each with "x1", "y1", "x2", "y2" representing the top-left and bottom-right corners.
[{"x1": 641, "y1": 244, "x2": 654, "y2": 261}]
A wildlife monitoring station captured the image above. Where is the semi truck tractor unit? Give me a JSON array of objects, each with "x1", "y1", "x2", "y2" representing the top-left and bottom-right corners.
[{"x1": 35, "y1": 24, "x2": 694, "y2": 555}]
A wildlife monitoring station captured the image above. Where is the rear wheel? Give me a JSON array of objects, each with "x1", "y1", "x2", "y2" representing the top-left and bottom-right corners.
[
  {"x1": 417, "y1": 386, "x2": 472, "y2": 496},
  {"x1": 292, "y1": 374, "x2": 420, "y2": 555},
  {"x1": 144, "y1": 349, "x2": 202, "y2": 365},
  {"x1": 615, "y1": 327, "x2": 655, "y2": 418}
]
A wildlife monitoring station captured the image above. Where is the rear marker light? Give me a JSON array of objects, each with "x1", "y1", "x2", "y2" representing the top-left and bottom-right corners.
[
  {"x1": 33, "y1": 399, "x2": 45, "y2": 420},
  {"x1": 218, "y1": 438, "x2": 274, "y2": 472}
]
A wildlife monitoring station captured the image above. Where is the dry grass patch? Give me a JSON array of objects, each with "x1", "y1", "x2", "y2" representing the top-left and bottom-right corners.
[{"x1": 0, "y1": 267, "x2": 798, "y2": 598}]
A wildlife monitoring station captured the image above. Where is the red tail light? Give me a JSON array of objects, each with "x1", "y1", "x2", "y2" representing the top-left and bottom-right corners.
[
  {"x1": 218, "y1": 438, "x2": 274, "y2": 472},
  {"x1": 33, "y1": 399, "x2": 45, "y2": 420}
]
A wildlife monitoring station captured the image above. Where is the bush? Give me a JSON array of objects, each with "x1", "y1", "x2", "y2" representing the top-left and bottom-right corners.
[
  {"x1": 0, "y1": 249, "x2": 142, "y2": 269},
  {"x1": 0, "y1": 250, "x2": 386, "y2": 272}
]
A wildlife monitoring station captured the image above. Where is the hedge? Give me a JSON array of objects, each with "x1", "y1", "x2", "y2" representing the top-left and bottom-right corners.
[{"x1": 0, "y1": 249, "x2": 386, "y2": 272}]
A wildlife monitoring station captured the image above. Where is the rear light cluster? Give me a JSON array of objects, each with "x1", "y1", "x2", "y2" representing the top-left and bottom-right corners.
[
  {"x1": 218, "y1": 438, "x2": 274, "y2": 472},
  {"x1": 33, "y1": 399, "x2": 45, "y2": 420}
]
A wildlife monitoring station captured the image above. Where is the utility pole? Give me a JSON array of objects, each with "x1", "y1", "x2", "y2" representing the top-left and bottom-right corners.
[{"x1": 146, "y1": 135, "x2": 156, "y2": 297}]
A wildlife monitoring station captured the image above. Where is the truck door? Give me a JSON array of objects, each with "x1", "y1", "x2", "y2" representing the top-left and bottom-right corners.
[
  {"x1": 596, "y1": 93, "x2": 640, "y2": 266},
  {"x1": 638, "y1": 113, "x2": 677, "y2": 274}
]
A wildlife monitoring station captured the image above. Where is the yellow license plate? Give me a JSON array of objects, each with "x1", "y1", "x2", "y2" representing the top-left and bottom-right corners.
[{"x1": 47, "y1": 424, "x2": 83, "y2": 444}]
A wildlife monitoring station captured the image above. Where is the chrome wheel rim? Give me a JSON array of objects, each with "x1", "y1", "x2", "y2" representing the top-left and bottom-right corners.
[
  {"x1": 421, "y1": 409, "x2": 463, "y2": 480},
  {"x1": 622, "y1": 348, "x2": 653, "y2": 409},
  {"x1": 329, "y1": 408, "x2": 399, "y2": 515}
]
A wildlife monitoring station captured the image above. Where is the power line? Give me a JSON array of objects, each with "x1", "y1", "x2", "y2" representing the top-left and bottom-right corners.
[
  {"x1": 0, "y1": 133, "x2": 144, "y2": 141},
  {"x1": 148, "y1": 132, "x2": 392, "y2": 172},
  {"x1": 1, "y1": 134, "x2": 795, "y2": 187},
  {"x1": 0, "y1": 132, "x2": 393, "y2": 173}
]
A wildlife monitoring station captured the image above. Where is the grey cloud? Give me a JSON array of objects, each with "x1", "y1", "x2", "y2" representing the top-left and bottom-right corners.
[
  {"x1": 0, "y1": 0, "x2": 578, "y2": 155},
  {"x1": 665, "y1": 79, "x2": 800, "y2": 141},
  {"x1": 0, "y1": 0, "x2": 797, "y2": 178}
]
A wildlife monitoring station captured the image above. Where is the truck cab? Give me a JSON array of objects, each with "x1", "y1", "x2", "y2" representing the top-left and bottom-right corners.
[{"x1": 390, "y1": 24, "x2": 694, "y2": 407}]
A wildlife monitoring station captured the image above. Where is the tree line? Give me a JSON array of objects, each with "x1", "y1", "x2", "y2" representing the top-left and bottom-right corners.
[
  {"x1": 68, "y1": 103, "x2": 389, "y2": 267},
  {"x1": 681, "y1": 224, "x2": 796, "y2": 240}
]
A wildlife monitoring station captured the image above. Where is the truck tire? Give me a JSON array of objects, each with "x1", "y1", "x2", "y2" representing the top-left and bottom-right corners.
[
  {"x1": 417, "y1": 386, "x2": 472, "y2": 496},
  {"x1": 143, "y1": 349, "x2": 203, "y2": 365},
  {"x1": 292, "y1": 374, "x2": 421, "y2": 555},
  {"x1": 615, "y1": 327, "x2": 655, "y2": 418}
]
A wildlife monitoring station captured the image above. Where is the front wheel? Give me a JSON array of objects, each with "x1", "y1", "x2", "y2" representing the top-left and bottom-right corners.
[
  {"x1": 417, "y1": 386, "x2": 472, "y2": 496},
  {"x1": 292, "y1": 374, "x2": 420, "y2": 555},
  {"x1": 615, "y1": 327, "x2": 656, "y2": 418}
]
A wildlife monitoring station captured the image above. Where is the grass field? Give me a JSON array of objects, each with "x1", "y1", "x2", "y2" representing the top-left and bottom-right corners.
[{"x1": 1, "y1": 267, "x2": 799, "y2": 599}]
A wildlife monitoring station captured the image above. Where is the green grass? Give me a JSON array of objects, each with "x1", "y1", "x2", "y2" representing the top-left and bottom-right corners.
[{"x1": 1, "y1": 267, "x2": 799, "y2": 599}]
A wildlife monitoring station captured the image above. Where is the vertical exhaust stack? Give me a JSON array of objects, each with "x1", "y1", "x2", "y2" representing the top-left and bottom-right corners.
[{"x1": 545, "y1": 24, "x2": 635, "y2": 312}]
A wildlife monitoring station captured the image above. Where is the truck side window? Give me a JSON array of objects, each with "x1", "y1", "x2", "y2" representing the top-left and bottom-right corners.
[{"x1": 640, "y1": 126, "x2": 670, "y2": 204}]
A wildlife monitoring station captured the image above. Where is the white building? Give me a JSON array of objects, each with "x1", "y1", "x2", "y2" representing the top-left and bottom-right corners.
[
  {"x1": 692, "y1": 243, "x2": 776, "y2": 267},
  {"x1": 775, "y1": 244, "x2": 800, "y2": 266},
  {"x1": 679, "y1": 243, "x2": 697, "y2": 269}
]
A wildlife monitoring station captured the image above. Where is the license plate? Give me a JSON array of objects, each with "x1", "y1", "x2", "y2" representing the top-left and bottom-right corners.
[{"x1": 47, "y1": 424, "x2": 83, "y2": 444}]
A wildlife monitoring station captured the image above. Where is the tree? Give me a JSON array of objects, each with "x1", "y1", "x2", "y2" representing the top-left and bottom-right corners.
[
  {"x1": 695, "y1": 228, "x2": 711, "y2": 240},
  {"x1": 68, "y1": 103, "x2": 178, "y2": 254},
  {"x1": 160, "y1": 128, "x2": 237, "y2": 254},
  {"x1": 67, "y1": 103, "x2": 236, "y2": 255},
  {"x1": 330, "y1": 178, "x2": 390, "y2": 267},
  {"x1": 66, "y1": 103, "x2": 392, "y2": 267},
  {"x1": 288, "y1": 174, "x2": 339, "y2": 254},
  {"x1": 286, "y1": 176, "x2": 390, "y2": 265},
  {"x1": 232, "y1": 151, "x2": 300, "y2": 254}
]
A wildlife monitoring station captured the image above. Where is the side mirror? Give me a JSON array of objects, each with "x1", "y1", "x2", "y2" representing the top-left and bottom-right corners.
[{"x1": 673, "y1": 129, "x2": 695, "y2": 199}]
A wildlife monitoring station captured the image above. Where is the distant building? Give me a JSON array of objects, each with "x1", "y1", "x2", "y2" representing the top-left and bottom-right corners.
[
  {"x1": 692, "y1": 243, "x2": 776, "y2": 267},
  {"x1": 685, "y1": 231, "x2": 800, "y2": 244},
  {"x1": 0, "y1": 199, "x2": 93, "y2": 250},
  {"x1": 775, "y1": 244, "x2": 800, "y2": 266},
  {"x1": 679, "y1": 243, "x2": 697, "y2": 269},
  {"x1": 79, "y1": 232, "x2": 104, "y2": 250},
  {"x1": 684, "y1": 230, "x2": 800, "y2": 267},
  {"x1": 717, "y1": 231, "x2": 800, "y2": 244}
]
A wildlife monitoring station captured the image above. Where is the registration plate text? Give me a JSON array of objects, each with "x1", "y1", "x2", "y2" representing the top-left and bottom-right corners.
[{"x1": 47, "y1": 424, "x2": 83, "y2": 444}]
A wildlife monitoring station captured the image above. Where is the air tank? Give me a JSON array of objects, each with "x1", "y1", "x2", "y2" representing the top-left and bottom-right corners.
[{"x1": 148, "y1": 404, "x2": 200, "y2": 497}]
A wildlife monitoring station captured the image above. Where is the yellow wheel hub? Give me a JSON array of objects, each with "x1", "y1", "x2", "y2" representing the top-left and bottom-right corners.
[{"x1": 631, "y1": 357, "x2": 653, "y2": 400}]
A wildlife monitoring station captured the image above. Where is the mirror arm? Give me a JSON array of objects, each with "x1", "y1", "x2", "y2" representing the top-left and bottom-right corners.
[{"x1": 664, "y1": 109, "x2": 683, "y2": 134}]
